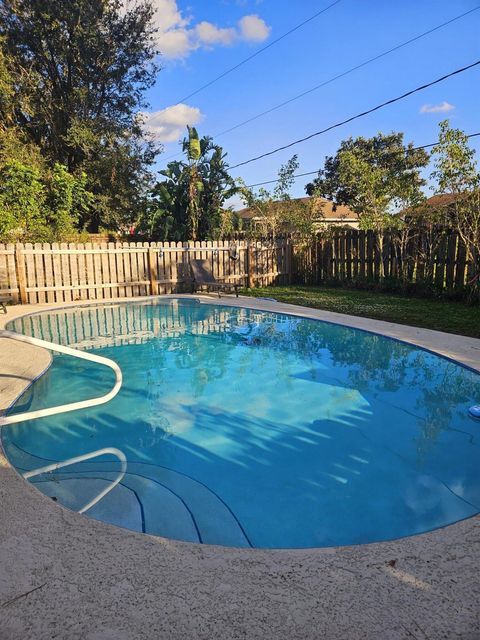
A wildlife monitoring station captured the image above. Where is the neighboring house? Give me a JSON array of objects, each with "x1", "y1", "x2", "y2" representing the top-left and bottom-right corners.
[
  {"x1": 236, "y1": 196, "x2": 359, "y2": 230},
  {"x1": 403, "y1": 193, "x2": 469, "y2": 227}
]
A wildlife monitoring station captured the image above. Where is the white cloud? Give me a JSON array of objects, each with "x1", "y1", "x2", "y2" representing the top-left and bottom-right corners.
[
  {"x1": 151, "y1": 0, "x2": 188, "y2": 32},
  {"x1": 195, "y1": 22, "x2": 236, "y2": 46},
  {"x1": 238, "y1": 14, "x2": 271, "y2": 41},
  {"x1": 145, "y1": 0, "x2": 271, "y2": 59},
  {"x1": 149, "y1": 0, "x2": 193, "y2": 59},
  {"x1": 420, "y1": 101, "x2": 455, "y2": 114},
  {"x1": 140, "y1": 104, "x2": 204, "y2": 142},
  {"x1": 157, "y1": 29, "x2": 194, "y2": 59}
]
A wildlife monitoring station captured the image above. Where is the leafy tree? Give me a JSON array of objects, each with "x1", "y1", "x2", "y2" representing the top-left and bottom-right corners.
[
  {"x1": 141, "y1": 128, "x2": 239, "y2": 241},
  {"x1": 143, "y1": 164, "x2": 189, "y2": 241},
  {"x1": 0, "y1": 158, "x2": 94, "y2": 242},
  {"x1": 46, "y1": 163, "x2": 93, "y2": 238},
  {"x1": 0, "y1": 36, "x2": 16, "y2": 126},
  {"x1": 214, "y1": 207, "x2": 243, "y2": 239},
  {"x1": 306, "y1": 133, "x2": 429, "y2": 279},
  {"x1": 0, "y1": 159, "x2": 48, "y2": 241},
  {"x1": 84, "y1": 131, "x2": 156, "y2": 233},
  {"x1": 0, "y1": 41, "x2": 93, "y2": 241},
  {"x1": 0, "y1": 0, "x2": 159, "y2": 231},
  {"x1": 198, "y1": 144, "x2": 239, "y2": 239},
  {"x1": 240, "y1": 155, "x2": 316, "y2": 240},
  {"x1": 431, "y1": 120, "x2": 480, "y2": 301},
  {"x1": 185, "y1": 126, "x2": 204, "y2": 240},
  {"x1": 0, "y1": 39, "x2": 42, "y2": 167},
  {"x1": 0, "y1": 43, "x2": 45, "y2": 240}
]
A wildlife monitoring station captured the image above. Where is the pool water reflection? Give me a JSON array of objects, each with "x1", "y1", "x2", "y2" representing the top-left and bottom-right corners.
[{"x1": 3, "y1": 299, "x2": 479, "y2": 548}]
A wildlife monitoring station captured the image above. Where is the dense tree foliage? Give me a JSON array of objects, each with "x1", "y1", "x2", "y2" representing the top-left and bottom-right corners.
[
  {"x1": 306, "y1": 133, "x2": 429, "y2": 227},
  {"x1": 0, "y1": 41, "x2": 93, "y2": 241},
  {"x1": 240, "y1": 155, "x2": 316, "y2": 239},
  {"x1": 305, "y1": 133, "x2": 430, "y2": 278},
  {"x1": 141, "y1": 128, "x2": 240, "y2": 241},
  {"x1": 431, "y1": 120, "x2": 480, "y2": 300},
  {"x1": 0, "y1": 0, "x2": 159, "y2": 233},
  {"x1": 0, "y1": 1, "x2": 478, "y2": 252}
]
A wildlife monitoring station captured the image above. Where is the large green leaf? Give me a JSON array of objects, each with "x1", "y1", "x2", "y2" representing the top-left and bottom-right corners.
[{"x1": 187, "y1": 126, "x2": 201, "y2": 161}]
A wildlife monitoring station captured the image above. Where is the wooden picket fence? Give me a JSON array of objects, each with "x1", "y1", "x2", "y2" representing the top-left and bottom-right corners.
[
  {"x1": 292, "y1": 229, "x2": 477, "y2": 296},
  {"x1": 0, "y1": 230, "x2": 476, "y2": 305},
  {"x1": 0, "y1": 240, "x2": 292, "y2": 304}
]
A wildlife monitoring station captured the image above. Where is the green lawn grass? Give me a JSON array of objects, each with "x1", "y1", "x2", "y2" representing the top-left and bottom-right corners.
[{"x1": 244, "y1": 285, "x2": 480, "y2": 339}]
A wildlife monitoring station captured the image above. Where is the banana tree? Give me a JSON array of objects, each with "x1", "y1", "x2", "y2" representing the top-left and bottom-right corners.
[
  {"x1": 140, "y1": 162, "x2": 189, "y2": 240},
  {"x1": 183, "y1": 126, "x2": 206, "y2": 241},
  {"x1": 199, "y1": 145, "x2": 239, "y2": 238},
  {"x1": 143, "y1": 127, "x2": 240, "y2": 241}
]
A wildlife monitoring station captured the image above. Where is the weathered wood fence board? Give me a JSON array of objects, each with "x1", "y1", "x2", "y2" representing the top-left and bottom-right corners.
[
  {"x1": 0, "y1": 244, "x2": 19, "y2": 301},
  {"x1": 0, "y1": 231, "x2": 475, "y2": 305},
  {"x1": 292, "y1": 229, "x2": 474, "y2": 296},
  {"x1": 0, "y1": 240, "x2": 290, "y2": 304}
]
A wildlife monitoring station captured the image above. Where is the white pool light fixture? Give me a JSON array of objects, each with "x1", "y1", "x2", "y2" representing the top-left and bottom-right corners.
[{"x1": 468, "y1": 405, "x2": 480, "y2": 420}]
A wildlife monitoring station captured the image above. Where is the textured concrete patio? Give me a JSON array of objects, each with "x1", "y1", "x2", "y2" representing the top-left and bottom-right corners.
[{"x1": 1, "y1": 296, "x2": 479, "y2": 640}]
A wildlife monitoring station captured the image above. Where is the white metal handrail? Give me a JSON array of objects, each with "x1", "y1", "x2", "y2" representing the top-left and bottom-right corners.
[
  {"x1": 0, "y1": 329, "x2": 122, "y2": 426},
  {"x1": 23, "y1": 447, "x2": 127, "y2": 513}
]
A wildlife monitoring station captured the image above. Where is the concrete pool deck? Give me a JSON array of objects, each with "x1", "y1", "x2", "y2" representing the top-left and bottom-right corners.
[{"x1": 0, "y1": 295, "x2": 479, "y2": 640}]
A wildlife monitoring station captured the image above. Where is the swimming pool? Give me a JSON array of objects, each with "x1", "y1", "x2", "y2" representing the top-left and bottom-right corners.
[{"x1": 2, "y1": 299, "x2": 479, "y2": 548}]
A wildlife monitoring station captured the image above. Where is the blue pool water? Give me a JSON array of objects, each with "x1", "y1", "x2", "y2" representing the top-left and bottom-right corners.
[{"x1": 3, "y1": 299, "x2": 480, "y2": 548}]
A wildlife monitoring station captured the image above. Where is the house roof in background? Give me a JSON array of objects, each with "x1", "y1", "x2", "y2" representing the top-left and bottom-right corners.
[
  {"x1": 423, "y1": 194, "x2": 463, "y2": 208},
  {"x1": 404, "y1": 193, "x2": 468, "y2": 218},
  {"x1": 236, "y1": 196, "x2": 357, "y2": 221}
]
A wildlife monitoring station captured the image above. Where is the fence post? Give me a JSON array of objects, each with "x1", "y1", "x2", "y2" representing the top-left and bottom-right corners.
[
  {"x1": 15, "y1": 244, "x2": 28, "y2": 304},
  {"x1": 246, "y1": 240, "x2": 254, "y2": 288},
  {"x1": 148, "y1": 246, "x2": 158, "y2": 296},
  {"x1": 287, "y1": 238, "x2": 293, "y2": 284}
]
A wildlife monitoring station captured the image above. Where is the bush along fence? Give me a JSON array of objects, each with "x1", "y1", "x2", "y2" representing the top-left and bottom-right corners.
[
  {"x1": 0, "y1": 230, "x2": 477, "y2": 305},
  {"x1": 292, "y1": 229, "x2": 479, "y2": 300},
  {"x1": 0, "y1": 240, "x2": 292, "y2": 304}
]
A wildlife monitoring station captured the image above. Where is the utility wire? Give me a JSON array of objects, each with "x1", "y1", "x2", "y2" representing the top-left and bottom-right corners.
[
  {"x1": 230, "y1": 59, "x2": 480, "y2": 169},
  {"x1": 244, "y1": 133, "x2": 480, "y2": 188},
  {"x1": 214, "y1": 6, "x2": 480, "y2": 140},
  {"x1": 161, "y1": 6, "x2": 479, "y2": 164},
  {"x1": 175, "y1": 0, "x2": 343, "y2": 105}
]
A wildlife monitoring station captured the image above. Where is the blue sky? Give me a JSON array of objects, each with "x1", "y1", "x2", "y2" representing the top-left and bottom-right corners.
[{"x1": 142, "y1": 0, "x2": 480, "y2": 207}]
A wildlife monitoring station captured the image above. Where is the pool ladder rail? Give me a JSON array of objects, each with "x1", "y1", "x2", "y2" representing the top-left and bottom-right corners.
[
  {"x1": 0, "y1": 329, "x2": 125, "y2": 514},
  {"x1": 24, "y1": 448, "x2": 127, "y2": 514},
  {"x1": 0, "y1": 329, "x2": 122, "y2": 426}
]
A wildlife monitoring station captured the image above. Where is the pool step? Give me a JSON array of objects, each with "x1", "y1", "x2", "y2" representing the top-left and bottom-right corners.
[
  {"x1": 32, "y1": 475, "x2": 145, "y2": 533},
  {"x1": 7, "y1": 445, "x2": 251, "y2": 547}
]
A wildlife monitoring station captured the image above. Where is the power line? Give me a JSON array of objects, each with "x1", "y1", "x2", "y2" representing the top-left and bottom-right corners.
[
  {"x1": 230, "y1": 59, "x2": 480, "y2": 170},
  {"x1": 175, "y1": 0, "x2": 343, "y2": 105},
  {"x1": 214, "y1": 6, "x2": 480, "y2": 140},
  {"x1": 160, "y1": 1, "x2": 342, "y2": 163},
  {"x1": 246, "y1": 171, "x2": 324, "y2": 189},
  {"x1": 160, "y1": 6, "x2": 479, "y2": 165},
  {"x1": 244, "y1": 132, "x2": 480, "y2": 189}
]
